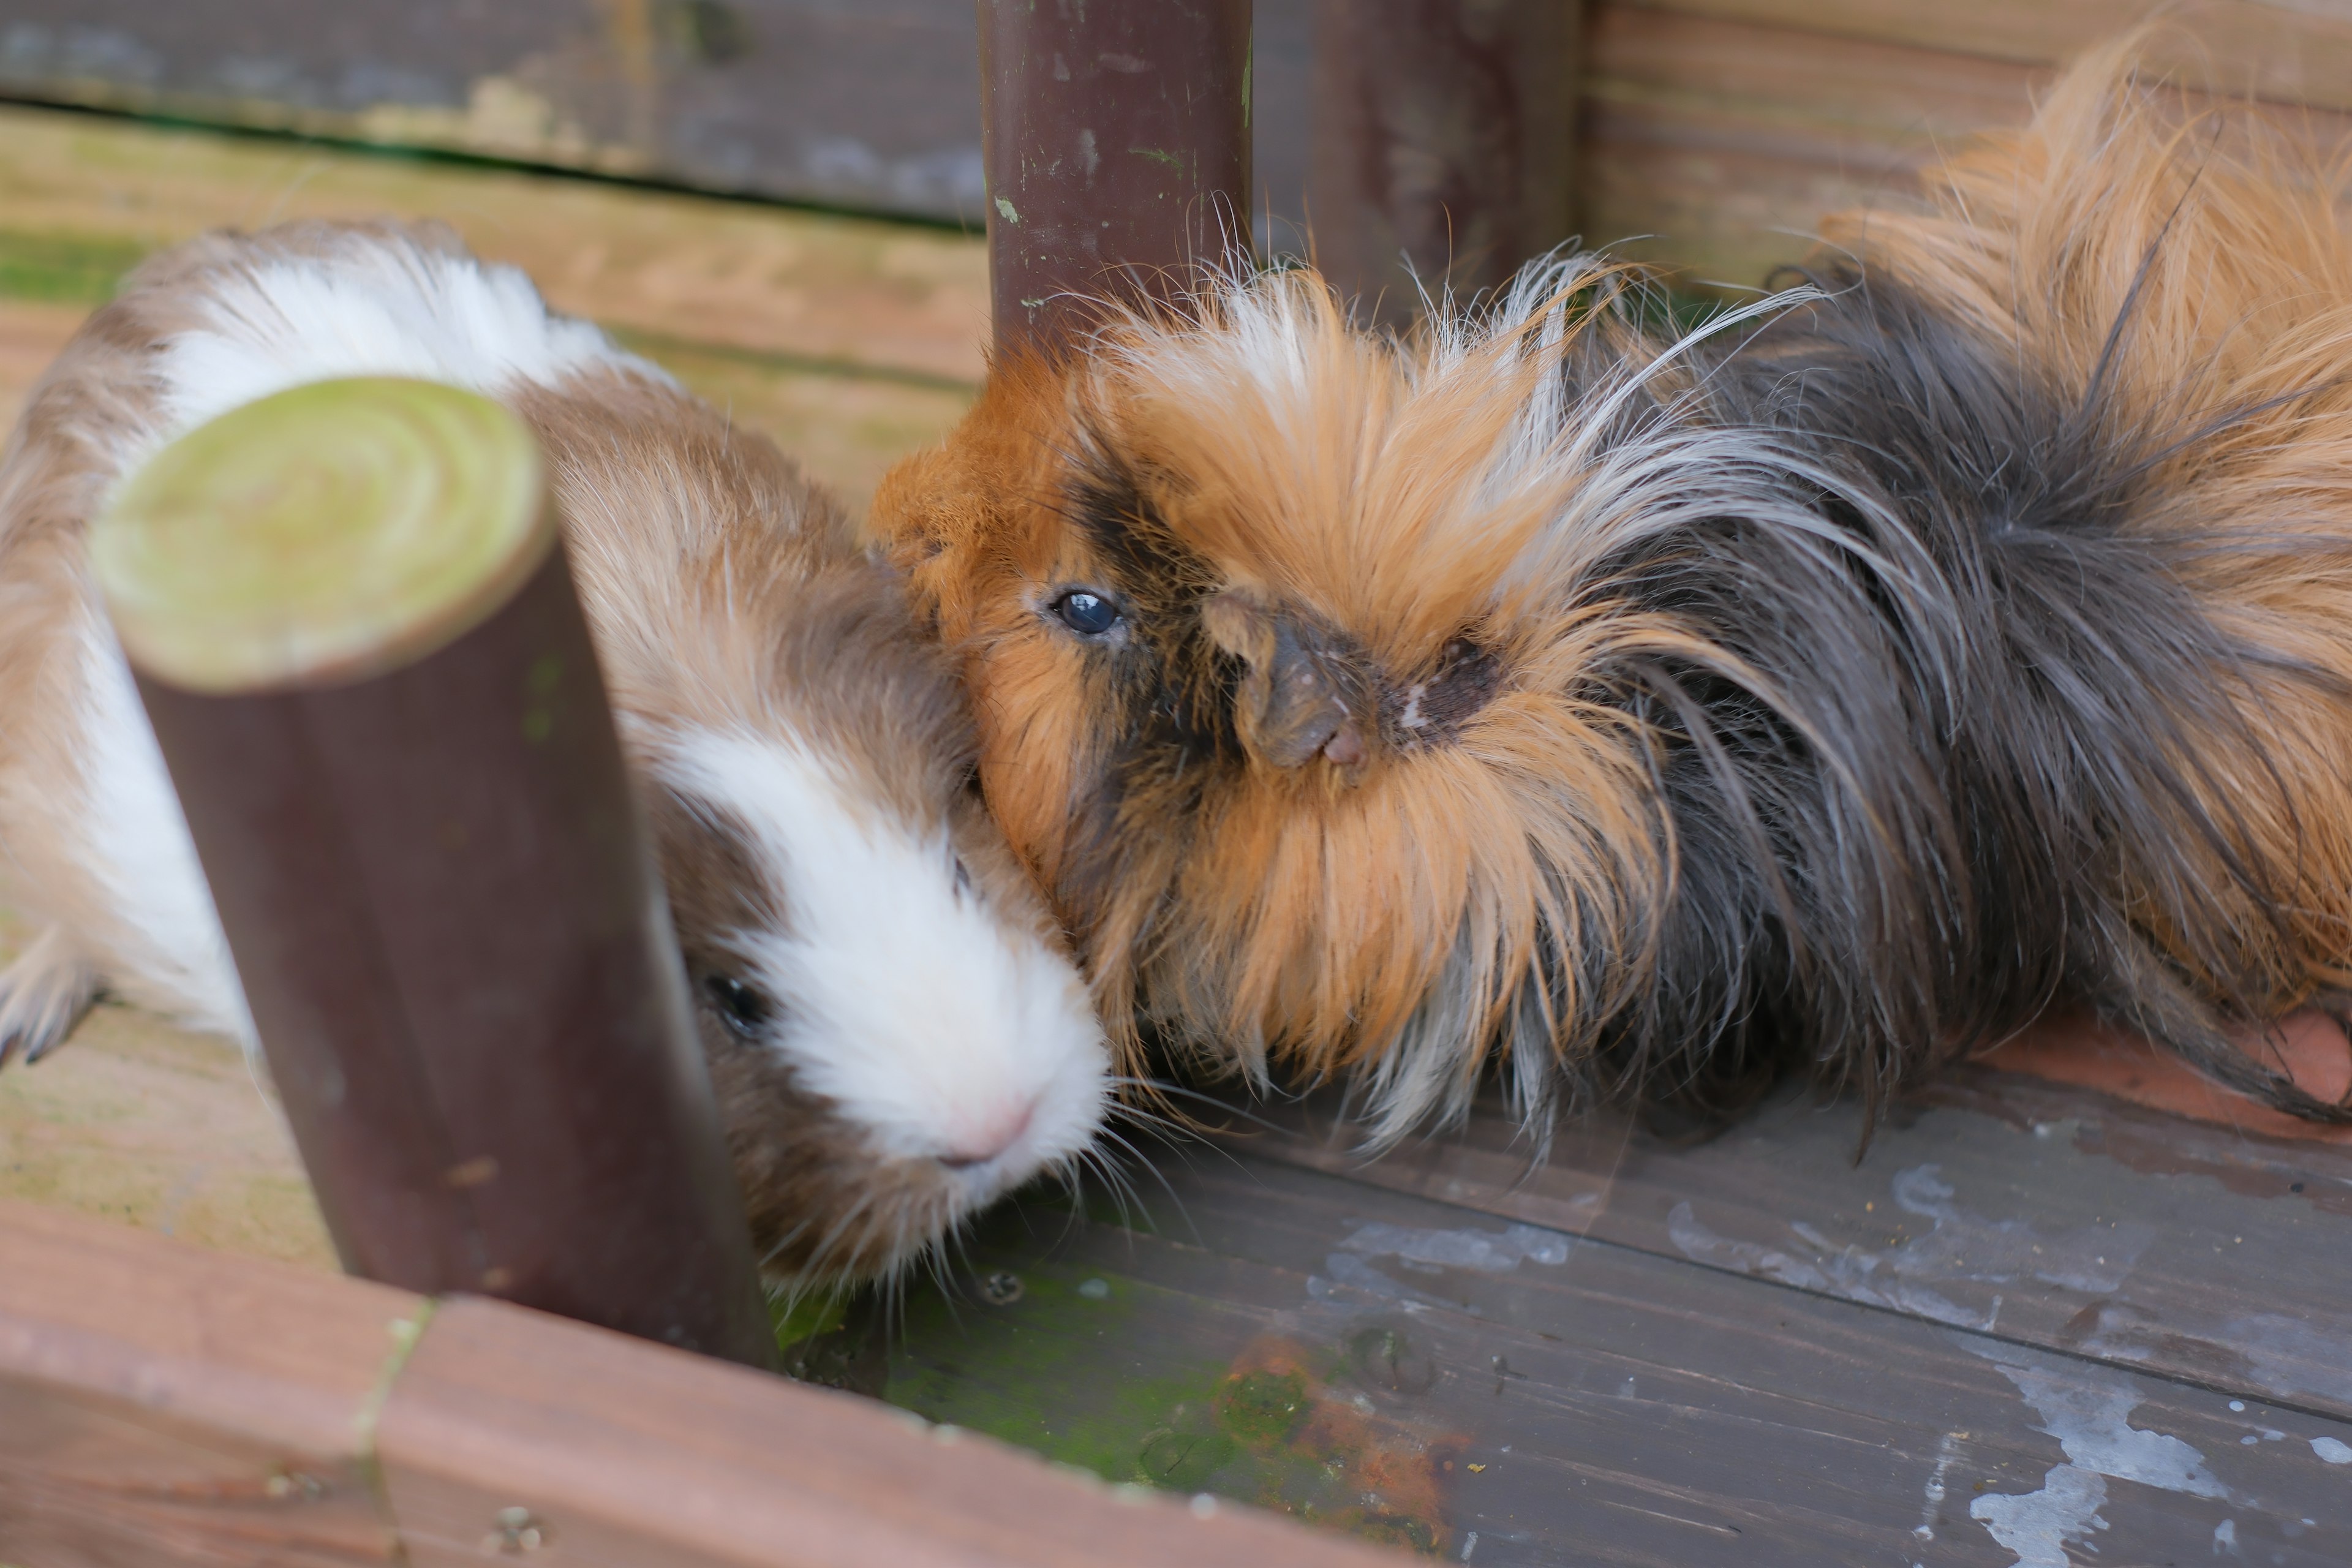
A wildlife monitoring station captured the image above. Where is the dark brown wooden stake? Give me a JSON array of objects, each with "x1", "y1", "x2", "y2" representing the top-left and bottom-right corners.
[
  {"x1": 978, "y1": 0, "x2": 1254, "y2": 356},
  {"x1": 1308, "y1": 0, "x2": 1580, "y2": 329},
  {"x1": 92, "y1": 379, "x2": 772, "y2": 1368}
]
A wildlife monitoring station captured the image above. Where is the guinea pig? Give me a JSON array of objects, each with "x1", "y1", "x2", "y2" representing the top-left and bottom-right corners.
[
  {"x1": 0, "y1": 219, "x2": 1113, "y2": 1281},
  {"x1": 870, "y1": 39, "x2": 2352, "y2": 1144}
]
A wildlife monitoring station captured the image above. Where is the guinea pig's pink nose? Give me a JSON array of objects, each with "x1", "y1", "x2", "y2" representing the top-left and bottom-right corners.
[{"x1": 937, "y1": 1098, "x2": 1038, "y2": 1169}]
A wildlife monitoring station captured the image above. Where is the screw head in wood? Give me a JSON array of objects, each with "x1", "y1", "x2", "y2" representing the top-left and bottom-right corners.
[{"x1": 484, "y1": 1504, "x2": 549, "y2": 1554}]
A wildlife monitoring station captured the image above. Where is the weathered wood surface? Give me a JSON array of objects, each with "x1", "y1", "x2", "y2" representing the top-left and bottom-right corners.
[
  {"x1": 11, "y1": 2, "x2": 2352, "y2": 292},
  {"x1": 379, "y1": 1296, "x2": 1401, "y2": 1568},
  {"x1": 1581, "y1": 1, "x2": 2352, "y2": 287},
  {"x1": 1615, "y1": 0, "x2": 2352, "y2": 92},
  {"x1": 887, "y1": 1144, "x2": 2352, "y2": 1566},
  {"x1": 0, "y1": 1199, "x2": 414, "y2": 1567},
  {"x1": 0, "y1": 1200, "x2": 1406, "y2": 1567},
  {"x1": 0, "y1": 1, "x2": 1321, "y2": 244},
  {"x1": 1243, "y1": 1058, "x2": 2352, "y2": 1429},
  {"x1": 0, "y1": 99, "x2": 985, "y2": 502}
]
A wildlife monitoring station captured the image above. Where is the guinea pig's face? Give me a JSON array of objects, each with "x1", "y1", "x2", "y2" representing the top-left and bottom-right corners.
[
  {"x1": 636, "y1": 568, "x2": 1112, "y2": 1281},
  {"x1": 872, "y1": 288, "x2": 1633, "y2": 1084},
  {"x1": 526, "y1": 370, "x2": 1112, "y2": 1284}
]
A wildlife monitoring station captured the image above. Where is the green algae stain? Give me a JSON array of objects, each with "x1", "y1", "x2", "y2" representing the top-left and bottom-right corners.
[
  {"x1": 886, "y1": 1260, "x2": 1231, "y2": 1487},
  {"x1": 1216, "y1": 1366, "x2": 1308, "y2": 1446},
  {"x1": 883, "y1": 1251, "x2": 1458, "y2": 1555},
  {"x1": 771, "y1": 1285, "x2": 851, "y2": 1349},
  {"x1": 0, "y1": 231, "x2": 147, "y2": 304}
]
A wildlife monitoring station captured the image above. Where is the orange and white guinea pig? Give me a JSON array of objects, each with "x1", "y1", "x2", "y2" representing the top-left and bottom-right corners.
[
  {"x1": 873, "y1": 39, "x2": 2352, "y2": 1144},
  {"x1": 0, "y1": 220, "x2": 1110, "y2": 1281}
]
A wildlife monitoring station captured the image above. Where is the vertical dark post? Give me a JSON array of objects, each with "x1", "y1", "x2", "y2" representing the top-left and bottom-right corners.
[
  {"x1": 978, "y1": 0, "x2": 1254, "y2": 355},
  {"x1": 91, "y1": 378, "x2": 773, "y2": 1369},
  {"x1": 1308, "y1": 0, "x2": 1580, "y2": 328}
]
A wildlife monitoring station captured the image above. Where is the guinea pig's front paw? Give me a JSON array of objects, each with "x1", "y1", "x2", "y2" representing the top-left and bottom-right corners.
[{"x1": 0, "y1": 927, "x2": 100, "y2": 1068}]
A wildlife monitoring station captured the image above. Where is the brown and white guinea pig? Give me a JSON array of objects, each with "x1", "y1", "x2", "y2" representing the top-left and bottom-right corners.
[
  {"x1": 0, "y1": 220, "x2": 1112, "y2": 1280},
  {"x1": 871, "y1": 39, "x2": 2352, "y2": 1144}
]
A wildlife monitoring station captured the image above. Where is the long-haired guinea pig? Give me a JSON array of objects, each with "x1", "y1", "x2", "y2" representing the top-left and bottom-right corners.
[
  {"x1": 0, "y1": 219, "x2": 1111, "y2": 1280},
  {"x1": 871, "y1": 39, "x2": 2352, "y2": 1144}
]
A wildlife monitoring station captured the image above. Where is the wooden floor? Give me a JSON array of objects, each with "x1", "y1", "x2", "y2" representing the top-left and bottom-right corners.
[
  {"x1": 853, "y1": 1066, "x2": 2352, "y2": 1566},
  {"x1": 4, "y1": 105, "x2": 2352, "y2": 1568}
]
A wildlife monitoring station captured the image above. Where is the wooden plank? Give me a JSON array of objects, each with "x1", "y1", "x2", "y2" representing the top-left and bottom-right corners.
[
  {"x1": 0, "y1": 1199, "x2": 1404, "y2": 1566},
  {"x1": 0, "y1": 0, "x2": 1324, "y2": 243},
  {"x1": 0, "y1": 1199, "x2": 415, "y2": 1566},
  {"x1": 887, "y1": 1152, "x2": 2352, "y2": 1566},
  {"x1": 0, "y1": 100, "x2": 991, "y2": 386},
  {"x1": 0, "y1": 104, "x2": 980, "y2": 521},
  {"x1": 0, "y1": 963, "x2": 336, "y2": 1270},
  {"x1": 1239, "y1": 1055, "x2": 2352, "y2": 1430},
  {"x1": 1580, "y1": 4, "x2": 2352, "y2": 286},
  {"x1": 374, "y1": 1295, "x2": 1404, "y2": 1568},
  {"x1": 1613, "y1": 0, "x2": 2352, "y2": 98}
]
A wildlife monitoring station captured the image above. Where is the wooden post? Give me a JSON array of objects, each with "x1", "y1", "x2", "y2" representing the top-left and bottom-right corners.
[
  {"x1": 89, "y1": 377, "x2": 774, "y2": 1369},
  {"x1": 978, "y1": 0, "x2": 1254, "y2": 355},
  {"x1": 1308, "y1": 0, "x2": 1580, "y2": 328}
]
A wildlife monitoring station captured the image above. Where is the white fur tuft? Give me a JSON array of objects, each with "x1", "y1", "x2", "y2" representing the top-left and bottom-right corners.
[
  {"x1": 72, "y1": 617, "x2": 253, "y2": 1039},
  {"x1": 151, "y1": 238, "x2": 661, "y2": 452}
]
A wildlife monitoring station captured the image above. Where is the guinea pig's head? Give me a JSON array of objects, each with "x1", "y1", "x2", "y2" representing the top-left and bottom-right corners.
[
  {"x1": 870, "y1": 265, "x2": 1684, "y2": 1134},
  {"x1": 518, "y1": 372, "x2": 1111, "y2": 1284}
]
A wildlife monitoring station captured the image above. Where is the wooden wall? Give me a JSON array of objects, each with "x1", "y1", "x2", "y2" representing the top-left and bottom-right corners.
[
  {"x1": 2, "y1": 1, "x2": 2351, "y2": 289},
  {"x1": 1582, "y1": 0, "x2": 2352, "y2": 286}
]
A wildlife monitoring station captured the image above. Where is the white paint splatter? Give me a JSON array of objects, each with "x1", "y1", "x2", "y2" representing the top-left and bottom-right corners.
[
  {"x1": 2213, "y1": 1517, "x2": 2239, "y2": 1555},
  {"x1": 1967, "y1": 1341, "x2": 2229, "y2": 1498},
  {"x1": 1916, "y1": 1431, "x2": 1965, "y2": 1542},
  {"x1": 1664, "y1": 1166, "x2": 2150, "y2": 1332},
  {"x1": 1336, "y1": 1221, "x2": 1571, "y2": 1272},
  {"x1": 1891, "y1": 1167, "x2": 2156, "y2": 1291},
  {"x1": 1667, "y1": 1201, "x2": 1994, "y2": 1329},
  {"x1": 2314, "y1": 1436, "x2": 2352, "y2": 1464},
  {"x1": 1962, "y1": 1339, "x2": 2234, "y2": 1567},
  {"x1": 1970, "y1": 1463, "x2": 2108, "y2": 1568},
  {"x1": 1309, "y1": 1221, "x2": 1569, "y2": 1307}
]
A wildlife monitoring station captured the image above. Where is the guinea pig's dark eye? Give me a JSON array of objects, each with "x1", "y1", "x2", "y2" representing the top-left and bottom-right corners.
[
  {"x1": 704, "y1": 973, "x2": 773, "y2": 1036},
  {"x1": 1050, "y1": 588, "x2": 1123, "y2": 638}
]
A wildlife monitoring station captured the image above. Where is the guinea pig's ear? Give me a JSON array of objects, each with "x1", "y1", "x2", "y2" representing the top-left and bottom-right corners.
[{"x1": 871, "y1": 445, "x2": 963, "y2": 575}]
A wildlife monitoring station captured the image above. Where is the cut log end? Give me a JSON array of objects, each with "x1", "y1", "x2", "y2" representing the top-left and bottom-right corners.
[{"x1": 92, "y1": 376, "x2": 553, "y2": 695}]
